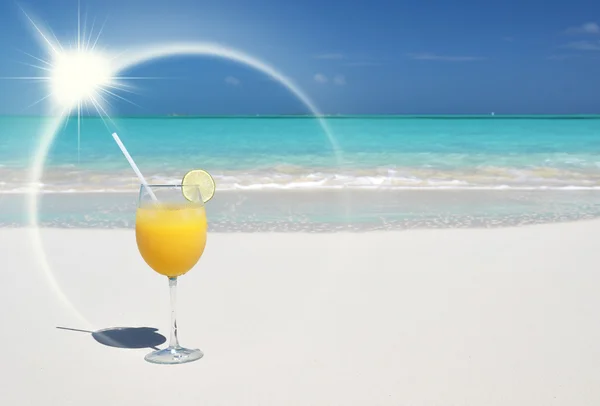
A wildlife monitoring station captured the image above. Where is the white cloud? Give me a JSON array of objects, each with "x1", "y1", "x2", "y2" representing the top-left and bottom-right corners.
[
  {"x1": 314, "y1": 53, "x2": 381, "y2": 67},
  {"x1": 225, "y1": 76, "x2": 241, "y2": 86},
  {"x1": 566, "y1": 22, "x2": 600, "y2": 34},
  {"x1": 408, "y1": 52, "x2": 485, "y2": 61},
  {"x1": 313, "y1": 53, "x2": 345, "y2": 60},
  {"x1": 314, "y1": 73, "x2": 328, "y2": 83},
  {"x1": 333, "y1": 74, "x2": 346, "y2": 86},
  {"x1": 562, "y1": 40, "x2": 600, "y2": 51}
]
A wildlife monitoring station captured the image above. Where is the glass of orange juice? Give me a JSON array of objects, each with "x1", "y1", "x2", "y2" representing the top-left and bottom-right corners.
[{"x1": 136, "y1": 183, "x2": 208, "y2": 364}]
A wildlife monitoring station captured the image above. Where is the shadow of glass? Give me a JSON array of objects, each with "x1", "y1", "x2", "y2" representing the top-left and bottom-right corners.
[
  {"x1": 92, "y1": 327, "x2": 166, "y2": 349},
  {"x1": 57, "y1": 326, "x2": 166, "y2": 350}
]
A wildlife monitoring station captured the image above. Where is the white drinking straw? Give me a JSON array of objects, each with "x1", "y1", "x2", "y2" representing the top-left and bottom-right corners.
[{"x1": 111, "y1": 132, "x2": 158, "y2": 202}]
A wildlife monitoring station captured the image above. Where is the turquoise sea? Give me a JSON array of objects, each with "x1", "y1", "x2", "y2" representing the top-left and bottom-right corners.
[{"x1": 1, "y1": 116, "x2": 600, "y2": 230}]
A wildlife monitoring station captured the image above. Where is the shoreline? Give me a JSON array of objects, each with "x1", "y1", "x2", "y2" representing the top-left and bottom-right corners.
[
  {"x1": 0, "y1": 189, "x2": 597, "y2": 230},
  {"x1": 6, "y1": 215, "x2": 600, "y2": 232}
]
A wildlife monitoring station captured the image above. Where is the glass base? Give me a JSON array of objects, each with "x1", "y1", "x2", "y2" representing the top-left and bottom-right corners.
[{"x1": 144, "y1": 346, "x2": 204, "y2": 365}]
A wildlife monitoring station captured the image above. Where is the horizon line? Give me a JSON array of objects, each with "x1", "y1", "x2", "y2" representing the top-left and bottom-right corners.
[{"x1": 3, "y1": 113, "x2": 600, "y2": 119}]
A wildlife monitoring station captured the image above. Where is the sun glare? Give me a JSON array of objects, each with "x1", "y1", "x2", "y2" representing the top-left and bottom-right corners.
[
  {"x1": 51, "y1": 50, "x2": 113, "y2": 108},
  {"x1": 5, "y1": 6, "x2": 154, "y2": 158}
]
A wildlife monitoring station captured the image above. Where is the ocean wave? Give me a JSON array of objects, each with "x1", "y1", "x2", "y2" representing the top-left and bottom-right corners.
[
  {"x1": 2, "y1": 166, "x2": 600, "y2": 193},
  {"x1": 4, "y1": 186, "x2": 600, "y2": 194}
]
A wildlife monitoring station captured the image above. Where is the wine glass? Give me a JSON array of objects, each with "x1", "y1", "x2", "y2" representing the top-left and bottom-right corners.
[{"x1": 135, "y1": 184, "x2": 207, "y2": 364}]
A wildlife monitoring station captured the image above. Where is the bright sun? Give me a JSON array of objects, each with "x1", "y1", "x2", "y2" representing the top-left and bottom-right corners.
[
  {"x1": 50, "y1": 50, "x2": 114, "y2": 108},
  {"x1": 8, "y1": 6, "x2": 151, "y2": 158},
  {"x1": 15, "y1": 7, "x2": 131, "y2": 115}
]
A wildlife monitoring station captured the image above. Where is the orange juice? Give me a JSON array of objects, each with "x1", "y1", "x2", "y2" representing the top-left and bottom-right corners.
[{"x1": 136, "y1": 204, "x2": 207, "y2": 277}]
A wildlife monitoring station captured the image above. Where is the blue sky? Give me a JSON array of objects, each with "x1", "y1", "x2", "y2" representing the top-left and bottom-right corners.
[{"x1": 0, "y1": 0, "x2": 598, "y2": 115}]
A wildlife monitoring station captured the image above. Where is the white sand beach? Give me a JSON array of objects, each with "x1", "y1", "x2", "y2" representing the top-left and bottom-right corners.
[{"x1": 1, "y1": 222, "x2": 599, "y2": 405}]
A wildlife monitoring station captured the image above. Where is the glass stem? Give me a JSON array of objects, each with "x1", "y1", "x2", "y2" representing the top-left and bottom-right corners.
[{"x1": 169, "y1": 277, "x2": 180, "y2": 349}]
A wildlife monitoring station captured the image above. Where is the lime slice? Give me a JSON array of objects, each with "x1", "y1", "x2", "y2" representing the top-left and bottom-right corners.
[{"x1": 182, "y1": 169, "x2": 216, "y2": 203}]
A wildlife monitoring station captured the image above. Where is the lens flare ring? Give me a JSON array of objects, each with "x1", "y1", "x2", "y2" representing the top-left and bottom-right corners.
[{"x1": 28, "y1": 42, "x2": 344, "y2": 328}]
